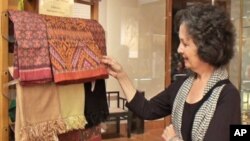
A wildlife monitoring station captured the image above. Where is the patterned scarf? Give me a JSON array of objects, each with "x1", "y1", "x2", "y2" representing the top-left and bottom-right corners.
[
  {"x1": 43, "y1": 15, "x2": 108, "y2": 84},
  {"x1": 9, "y1": 10, "x2": 108, "y2": 85},
  {"x1": 172, "y1": 68, "x2": 228, "y2": 141},
  {"x1": 8, "y1": 10, "x2": 52, "y2": 85}
]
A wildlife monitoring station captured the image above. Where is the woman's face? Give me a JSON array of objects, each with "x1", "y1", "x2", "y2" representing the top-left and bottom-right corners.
[{"x1": 177, "y1": 23, "x2": 204, "y2": 71}]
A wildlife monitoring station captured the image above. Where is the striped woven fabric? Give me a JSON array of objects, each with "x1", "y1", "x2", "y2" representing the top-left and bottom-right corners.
[
  {"x1": 43, "y1": 15, "x2": 108, "y2": 84},
  {"x1": 8, "y1": 10, "x2": 52, "y2": 85}
]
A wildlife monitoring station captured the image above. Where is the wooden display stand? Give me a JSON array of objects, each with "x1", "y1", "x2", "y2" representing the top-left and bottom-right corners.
[
  {"x1": 0, "y1": 1, "x2": 99, "y2": 141},
  {"x1": 0, "y1": 1, "x2": 9, "y2": 141}
]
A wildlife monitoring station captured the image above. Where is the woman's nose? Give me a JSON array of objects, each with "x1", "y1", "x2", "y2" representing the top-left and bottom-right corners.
[{"x1": 177, "y1": 44, "x2": 183, "y2": 54}]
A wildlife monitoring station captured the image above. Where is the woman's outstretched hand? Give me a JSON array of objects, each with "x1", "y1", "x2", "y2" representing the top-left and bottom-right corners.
[
  {"x1": 101, "y1": 56, "x2": 124, "y2": 79},
  {"x1": 101, "y1": 56, "x2": 137, "y2": 102}
]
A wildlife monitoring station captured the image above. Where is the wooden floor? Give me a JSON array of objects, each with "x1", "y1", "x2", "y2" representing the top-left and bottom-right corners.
[
  {"x1": 8, "y1": 117, "x2": 170, "y2": 141},
  {"x1": 8, "y1": 121, "x2": 165, "y2": 141},
  {"x1": 102, "y1": 119, "x2": 168, "y2": 141},
  {"x1": 102, "y1": 128, "x2": 164, "y2": 141}
]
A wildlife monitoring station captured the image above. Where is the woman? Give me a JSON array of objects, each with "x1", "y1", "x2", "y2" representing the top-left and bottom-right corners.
[{"x1": 101, "y1": 3, "x2": 241, "y2": 141}]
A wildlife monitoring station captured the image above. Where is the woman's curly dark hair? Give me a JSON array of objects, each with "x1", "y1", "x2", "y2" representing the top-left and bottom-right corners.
[{"x1": 174, "y1": 3, "x2": 236, "y2": 67}]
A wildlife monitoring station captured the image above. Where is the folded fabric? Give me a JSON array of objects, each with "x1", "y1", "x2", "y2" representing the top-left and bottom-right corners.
[
  {"x1": 15, "y1": 83, "x2": 66, "y2": 141},
  {"x1": 58, "y1": 125, "x2": 102, "y2": 141},
  {"x1": 43, "y1": 15, "x2": 108, "y2": 84},
  {"x1": 84, "y1": 79, "x2": 109, "y2": 128},
  {"x1": 57, "y1": 84, "x2": 87, "y2": 131},
  {"x1": 8, "y1": 10, "x2": 108, "y2": 84},
  {"x1": 8, "y1": 10, "x2": 52, "y2": 85}
]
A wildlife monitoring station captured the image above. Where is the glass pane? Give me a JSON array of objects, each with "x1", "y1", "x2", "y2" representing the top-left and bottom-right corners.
[
  {"x1": 99, "y1": 0, "x2": 166, "y2": 98},
  {"x1": 230, "y1": 0, "x2": 250, "y2": 124},
  {"x1": 229, "y1": 0, "x2": 241, "y2": 88},
  {"x1": 241, "y1": 0, "x2": 250, "y2": 124}
]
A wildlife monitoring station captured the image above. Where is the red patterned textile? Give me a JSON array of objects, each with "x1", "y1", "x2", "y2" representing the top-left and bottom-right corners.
[
  {"x1": 44, "y1": 15, "x2": 108, "y2": 84},
  {"x1": 8, "y1": 10, "x2": 52, "y2": 85},
  {"x1": 58, "y1": 125, "x2": 102, "y2": 141}
]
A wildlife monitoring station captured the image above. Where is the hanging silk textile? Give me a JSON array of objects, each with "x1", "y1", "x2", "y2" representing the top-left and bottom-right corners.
[
  {"x1": 58, "y1": 125, "x2": 102, "y2": 141},
  {"x1": 8, "y1": 10, "x2": 52, "y2": 85},
  {"x1": 84, "y1": 79, "x2": 109, "y2": 128},
  {"x1": 43, "y1": 15, "x2": 108, "y2": 84},
  {"x1": 8, "y1": 9, "x2": 107, "y2": 141},
  {"x1": 57, "y1": 84, "x2": 87, "y2": 131},
  {"x1": 15, "y1": 83, "x2": 66, "y2": 141}
]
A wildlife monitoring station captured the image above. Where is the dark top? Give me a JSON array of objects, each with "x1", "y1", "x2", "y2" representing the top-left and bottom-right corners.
[{"x1": 126, "y1": 77, "x2": 241, "y2": 141}]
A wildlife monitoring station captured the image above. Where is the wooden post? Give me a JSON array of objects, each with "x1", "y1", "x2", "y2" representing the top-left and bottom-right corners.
[
  {"x1": 91, "y1": 2, "x2": 99, "y2": 20},
  {"x1": 24, "y1": 0, "x2": 39, "y2": 12},
  {"x1": 0, "y1": 0, "x2": 10, "y2": 140},
  {"x1": 164, "y1": 0, "x2": 173, "y2": 127},
  {"x1": 165, "y1": 0, "x2": 173, "y2": 87}
]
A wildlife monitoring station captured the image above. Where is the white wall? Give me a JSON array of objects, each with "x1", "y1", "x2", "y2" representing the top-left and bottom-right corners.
[{"x1": 99, "y1": 0, "x2": 166, "y2": 99}]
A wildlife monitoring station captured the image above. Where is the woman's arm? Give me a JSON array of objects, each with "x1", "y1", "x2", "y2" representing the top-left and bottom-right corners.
[
  {"x1": 126, "y1": 90, "x2": 172, "y2": 120},
  {"x1": 204, "y1": 84, "x2": 241, "y2": 141},
  {"x1": 126, "y1": 79, "x2": 183, "y2": 120},
  {"x1": 101, "y1": 56, "x2": 184, "y2": 120}
]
